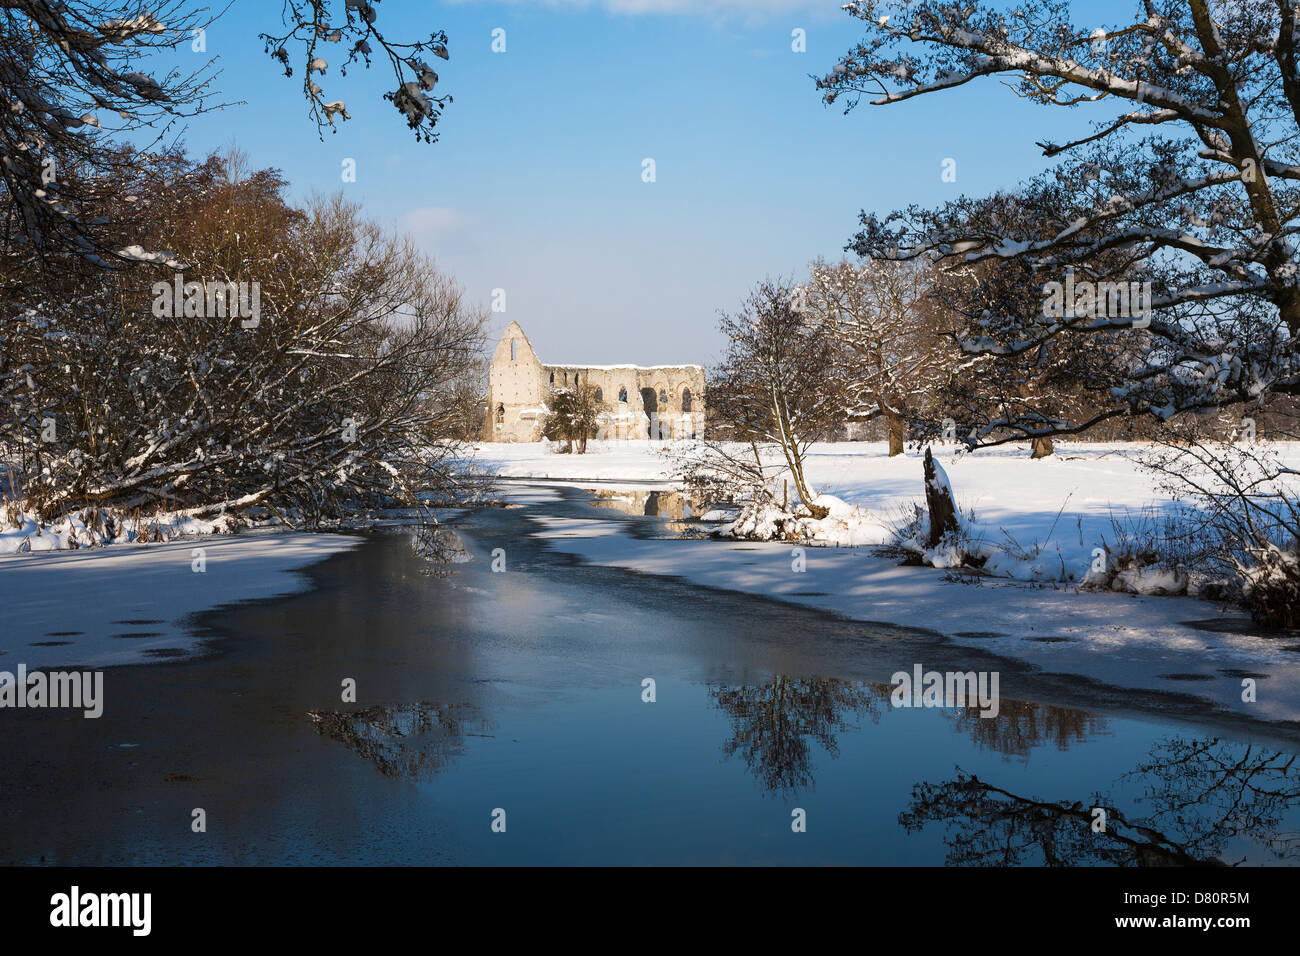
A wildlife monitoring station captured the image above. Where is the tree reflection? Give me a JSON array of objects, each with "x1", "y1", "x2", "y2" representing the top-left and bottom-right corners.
[
  {"x1": 711, "y1": 677, "x2": 888, "y2": 794},
  {"x1": 308, "y1": 701, "x2": 490, "y2": 779},
  {"x1": 947, "y1": 698, "x2": 1107, "y2": 758},
  {"x1": 1128, "y1": 737, "x2": 1300, "y2": 862},
  {"x1": 902, "y1": 737, "x2": 1300, "y2": 865},
  {"x1": 899, "y1": 772, "x2": 1217, "y2": 865},
  {"x1": 410, "y1": 525, "x2": 471, "y2": 577},
  {"x1": 712, "y1": 677, "x2": 1106, "y2": 794}
]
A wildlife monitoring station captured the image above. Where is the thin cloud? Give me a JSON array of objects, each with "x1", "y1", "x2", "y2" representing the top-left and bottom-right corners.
[
  {"x1": 401, "y1": 206, "x2": 470, "y2": 230},
  {"x1": 398, "y1": 207, "x2": 474, "y2": 245}
]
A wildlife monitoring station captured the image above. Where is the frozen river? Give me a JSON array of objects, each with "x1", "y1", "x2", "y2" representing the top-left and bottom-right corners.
[{"x1": 1, "y1": 485, "x2": 1298, "y2": 865}]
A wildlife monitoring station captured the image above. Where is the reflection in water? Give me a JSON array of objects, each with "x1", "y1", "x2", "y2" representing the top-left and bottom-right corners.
[
  {"x1": 947, "y1": 698, "x2": 1108, "y2": 758},
  {"x1": 308, "y1": 702, "x2": 491, "y2": 779},
  {"x1": 711, "y1": 677, "x2": 888, "y2": 793},
  {"x1": 902, "y1": 737, "x2": 1300, "y2": 866},
  {"x1": 584, "y1": 488, "x2": 713, "y2": 536},
  {"x1": 900, "y1": 773, "x2": 1216, "y2": 866},
  {"x1": 410, "y1": 525, "x2": 471, "y2": 577},
  {"x1": 586, "y1": 488, "x2": 695, "y2": 519},
  {"x1": 1128, "y1": 737, "x2": 1300, "y2": 862},
  {"x1": 712, "y1": 676, "x2": 1106, "y2": 795}
]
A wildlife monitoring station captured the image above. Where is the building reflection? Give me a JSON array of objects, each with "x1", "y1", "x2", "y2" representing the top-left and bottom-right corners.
[{"x1": 585, "y1": 488, "x2": 698, "y2": 520}]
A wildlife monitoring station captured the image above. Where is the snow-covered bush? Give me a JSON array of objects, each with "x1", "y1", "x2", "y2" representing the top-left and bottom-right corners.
[
  {"x1": 1239, "y1": 545, "x2": 1300, "y2": 630},
  {"x1": 1135, "y1": 442, "x2": 1300, "y2": 626},
  {"x1": 1, "y1": 151, "x2": 488, "y2": 530},
  {"x1": 0, "y1": 499, "x2": 246, "y2": 555},
  {"x1": 717, "y1": 493, "x2": 890, "y2": 547},
  {"x1": 1080, "y1": 505, "x2": 1211, "y2": 597}
]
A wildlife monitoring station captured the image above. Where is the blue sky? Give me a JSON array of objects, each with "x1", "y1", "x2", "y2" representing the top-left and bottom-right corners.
[{"x1": 148, "y1": 0, "x2": 1135, "y2": 366}]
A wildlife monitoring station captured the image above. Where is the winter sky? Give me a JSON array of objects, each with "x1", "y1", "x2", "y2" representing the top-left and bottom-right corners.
[{"x1": 156, "y1": 0, "x2": 1136, "y2": 365}]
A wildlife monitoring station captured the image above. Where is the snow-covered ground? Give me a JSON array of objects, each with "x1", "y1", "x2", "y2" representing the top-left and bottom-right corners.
[
  {"x1": 0, "y1": 530, "x2": 362, "y2": 669},
  {"x1": 478, "y1": 440, "x2": 1300, "y2": 723},
  {"x1": 477, "y1": 439, "x2": 1300, "y2": 584},
  {"x1": 0, "y1": 506, "x2": 238, "y2": 556}
]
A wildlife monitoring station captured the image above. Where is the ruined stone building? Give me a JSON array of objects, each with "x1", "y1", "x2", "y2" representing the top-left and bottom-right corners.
[{"x1": 483, "y1": 321, "x2": 706, "y2": 442}]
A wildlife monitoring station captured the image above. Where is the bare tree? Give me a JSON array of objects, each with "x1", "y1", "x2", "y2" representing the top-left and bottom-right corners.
[
  {"x1": 819, "y1": 0, "x2": 1300, "y2": 442},
  {"x1": 804, "y1": 257, "x2": 954, "y2": 455},
  {"x1": 697, "y1": 279, "x2": 843, "y2": 516}
]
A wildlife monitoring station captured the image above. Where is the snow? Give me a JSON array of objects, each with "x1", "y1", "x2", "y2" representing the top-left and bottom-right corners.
[
  {"x1": 0, "y1": 530, "x2": 361, "y2": 669},
  {"x1": 475, "y1": 438, "x2": 1300, "y2": 591},
  {"x1": 471, "y1": 439, "x2": 680, "y2": 484},
  {"x1": 719, "y1": 495, "x2": 893, "y2": 547},
  {"x1": 116, "y1": 244, "x2": 179, "y2": 267},
  {"x1": 0, "y1": 505, "x2": 237, "y2": 555},
  {"x1": 480, "y1": 439, "x2": 1300, "y2": 723},
  {"x1": 473, "y1": 440, "x2": 1208, "y2": 571}
]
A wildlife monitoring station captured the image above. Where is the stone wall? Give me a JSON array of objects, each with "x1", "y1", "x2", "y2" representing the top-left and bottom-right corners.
[{"x1": 483, "y1": 322, "x2": 706, "y2": 442}]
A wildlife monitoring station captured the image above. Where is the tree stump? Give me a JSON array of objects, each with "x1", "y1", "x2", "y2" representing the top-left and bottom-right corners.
[
  {"x1": 923, "y1": 446, "x2": 959, "y2": 547},
  {"x1": 1030, "y1": 435, "x2": 1054, "y2": 459}
]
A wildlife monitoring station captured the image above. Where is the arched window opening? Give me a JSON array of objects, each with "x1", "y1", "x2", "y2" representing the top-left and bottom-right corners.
[
  {"x1": 549, "y1": 372, "x2": 554, "y2": 384},
  {"x1": 618, "y1": 387, "x2": 628, "y2": 403},
  {"x1": 510, "y1": 340, "x2": 517, "y2": 362},
  {"x1": 496, "y1": 404, "x2": 505, "y2": 425},
  {"x1": 658, "y1": 388, "x2": 667, "y2": 405},
  {"x1": 682, "y1": 388, "x2": 692, "y2": 413},
  {"x1": 594, "y1": 387, "x2": 603, "y2": 404}
]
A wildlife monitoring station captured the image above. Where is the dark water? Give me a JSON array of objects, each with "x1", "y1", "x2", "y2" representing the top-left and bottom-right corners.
[{"x1": 2, "y1": 486, "x2": 1299, "y2": 865}]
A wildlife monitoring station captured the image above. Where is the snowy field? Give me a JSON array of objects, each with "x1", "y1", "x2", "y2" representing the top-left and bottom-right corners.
[
  {"x1": 479, "y1": 440, "x2": 1300, "y2": 723},
  {"x1": 0, "y1": 531, "x2": 362, "y2": 669},
  {"x1": 474, "y1": 438, "x2": 1297, "y2": 568}
]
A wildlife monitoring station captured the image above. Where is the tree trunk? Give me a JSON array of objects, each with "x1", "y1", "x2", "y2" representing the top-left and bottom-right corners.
[
  {"x1": 770, "y1": 378, "x2": 828, "y2": 519},
  {"x1": 887, "y1": 413, "x2": 905, "y2": 457},
  {"x1": 923, "y1": 446, "x2": 959, "y2": 548},
  {"x1": 1030, "y1": 436, "x2": 1054, "y2": 459}
]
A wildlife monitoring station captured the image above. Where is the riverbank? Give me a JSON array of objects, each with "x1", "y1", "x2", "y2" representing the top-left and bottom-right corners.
[
  {"x1": 0, "y1": 530, "x2": 363, "y2": 669},
  {"x1": 523, "y1": 482, "x2": 1300, "y2": 726}
]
